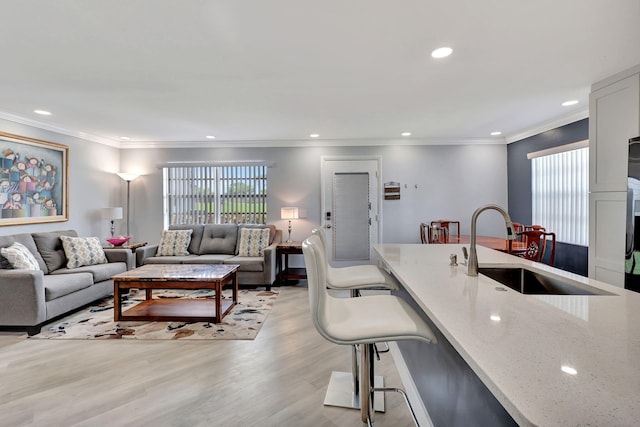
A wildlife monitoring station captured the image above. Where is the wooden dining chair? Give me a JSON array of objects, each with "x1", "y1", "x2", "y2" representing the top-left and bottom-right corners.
[
  {"x1": 517, "y1": 230, "x2": 556, "y2": 266},
  {"x1": 512, "y1": 222, "x2": 526, "y2": 242},
  {"x1": 524, "y1": 225, "x2": 546, "y2": 232},
  {"x1": 431, "y1": 220, "x2": 460, "y2": 243},
  {"x1": 420, "y1": 222, "x2": 449, "y2": 243},
  {"x1": 419, "y1": 223, "x2": 428, "y2": 243}
]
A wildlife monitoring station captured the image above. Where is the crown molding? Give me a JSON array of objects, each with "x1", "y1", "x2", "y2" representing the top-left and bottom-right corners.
[
  {"x1": 0, "y1": 111, "x2": 507, "y2": 147},
  {"x1": 0, "y1": 110, "x2": 539, "y2": 149},
  {"x1": 0, "y1": 111, "x2": 121, "y2": 148},
  {"x1": 505, "y1": 109, "x2": 589, "y2": 144},
  {"x1": 119, "y1": 136, "x2": 505, "y2": 149},
  {"x1": 591, "y1": 64, "x2": 640, "y2": 91}
]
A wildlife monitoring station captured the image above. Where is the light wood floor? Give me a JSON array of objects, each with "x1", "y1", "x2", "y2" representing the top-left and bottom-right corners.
[{"x1": 0, "y1": 284, "x2": 414, "y2": 427}]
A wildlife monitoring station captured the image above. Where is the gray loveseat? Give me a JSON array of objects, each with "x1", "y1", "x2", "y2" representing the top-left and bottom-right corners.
[
  {"x1": 0, "y1": 230, "x2": 135, "y2": 335},
  {"x1": 136, "y1": 224, "x2": 281, "y2": 290}
]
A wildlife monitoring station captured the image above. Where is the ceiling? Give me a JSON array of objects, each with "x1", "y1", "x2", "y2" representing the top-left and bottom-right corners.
[{"x1": 1, "y1": 1, "x2": 639, "y2": 148}]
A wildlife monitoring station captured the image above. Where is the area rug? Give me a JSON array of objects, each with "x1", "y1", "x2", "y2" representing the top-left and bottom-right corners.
[{"x1": 30, "y1": 288, "x2": 279, "y2": 340}]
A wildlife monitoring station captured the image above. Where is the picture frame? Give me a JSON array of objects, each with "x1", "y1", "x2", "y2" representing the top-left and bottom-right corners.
[{"x1": 0, "y1": 131, "x2": 69, "y2": 226}]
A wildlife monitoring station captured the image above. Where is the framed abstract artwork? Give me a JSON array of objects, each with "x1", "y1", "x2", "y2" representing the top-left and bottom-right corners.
[{"x1": 0, "y1": 131, "x2": 69, "y2": 226}]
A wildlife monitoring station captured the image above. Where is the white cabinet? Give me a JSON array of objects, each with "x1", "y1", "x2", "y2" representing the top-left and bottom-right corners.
[
  {"x1": 589, "y1": 73, "x2": 640, "y2": 192},
  {"x1": 588, "y1": 191, "x2": 626, "y2": 286},
  {"x1": 589, "y1": 65, "x2": 640, "y2": 286}
]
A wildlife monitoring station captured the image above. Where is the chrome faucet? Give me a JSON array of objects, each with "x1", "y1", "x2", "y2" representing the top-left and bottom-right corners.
[{"x1": 467, "y1": 204, "x2": 517, "y2": 276}]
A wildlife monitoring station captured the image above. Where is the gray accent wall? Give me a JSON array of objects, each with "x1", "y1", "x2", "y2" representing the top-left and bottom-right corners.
[
  {"x1": 395, "y1": 286, "x2": 518, "y2": 427},
  {"x1": 507, "y1": 119, "x2": 589, "y2": 275}
]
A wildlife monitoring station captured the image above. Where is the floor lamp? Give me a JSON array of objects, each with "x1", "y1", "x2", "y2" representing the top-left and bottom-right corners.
[{"x1": 116, "y1": 172, "x2": 139, "y2": 237}]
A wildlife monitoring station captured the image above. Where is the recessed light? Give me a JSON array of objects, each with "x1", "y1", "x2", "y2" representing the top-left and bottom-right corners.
[
  {"x1": 491, "y1": 131, "x2": 502, "y2": 136},
  {"x1": 561, "y1": 365, "x2": 577, "y2": 375},
  {"x1": 310, "y1": 134, "x2": 320, "y2": 138},
  {"x1": 401, "y1": 132, "x2": 412, "y2": 137},
  {"x1": 119, "y1": 136, "x2": 131, "y2": 140},
  {"x1": 34, "y1": 109, "x2": 52, "y2": 116},
  {"x1": 562, "y1": 100, "x2": 579, "y2": 107},
  {"x1": 490, "y1": 314, "x2": 501, "y2": 322},
  {"x1": 431, "y1": 47, "x2": 453, "y2": 59},
  {"x1": 206, "y1": 135, "x2": 216, "y2": 139}
]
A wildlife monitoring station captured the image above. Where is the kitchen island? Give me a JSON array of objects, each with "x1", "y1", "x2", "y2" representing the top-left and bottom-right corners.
[{"x1": 374, "y1": 243, "x2": 640, "y2": 426}]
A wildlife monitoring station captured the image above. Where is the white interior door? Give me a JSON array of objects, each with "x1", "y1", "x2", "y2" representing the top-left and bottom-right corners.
[{"x1": 321, "y1": 157, "x2": 381, "y2": 267}]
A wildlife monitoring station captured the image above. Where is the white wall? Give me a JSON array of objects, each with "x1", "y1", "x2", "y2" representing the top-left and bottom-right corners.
[
  {"x1": 121, "y1": 143, "x2": 509, "y2": 245},
  {"x1": 379, "y1": 144, "x2": 509, "y2": 242},
  {"x1": 0, "y1": 119, "x2": 121, "y2": 239}
]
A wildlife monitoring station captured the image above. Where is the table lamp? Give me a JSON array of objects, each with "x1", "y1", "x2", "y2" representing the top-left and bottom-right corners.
[
  {"x1": 102, "y1": 207, "x2": 123, "y2": 237},
  {"x1": 281, "y1": 207, "x2": 299, "y2": 243}
]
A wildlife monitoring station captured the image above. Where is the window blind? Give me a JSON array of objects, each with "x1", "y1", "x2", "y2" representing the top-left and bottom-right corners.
[
  {"x1": 163, "y1": 164, "x2": 267, "y2": 227},
  {"x1": 531, "y1": 147, "x2": 588, "y2": 246}
]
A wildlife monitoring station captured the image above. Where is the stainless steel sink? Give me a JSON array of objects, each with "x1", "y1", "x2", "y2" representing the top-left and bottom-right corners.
[{"x1": 478, "y1": 267, "x2": 615, "y2": 296}]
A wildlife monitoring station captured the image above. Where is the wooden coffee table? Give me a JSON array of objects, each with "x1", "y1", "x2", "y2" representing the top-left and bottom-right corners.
[{"x1": 112, "y1": 264, "x2": 239, "y2": 323}]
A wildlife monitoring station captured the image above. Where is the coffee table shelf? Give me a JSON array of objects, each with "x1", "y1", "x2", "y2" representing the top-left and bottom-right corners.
[{"x1": 120, "y1": 298, "x2": 235, "y2": 322}]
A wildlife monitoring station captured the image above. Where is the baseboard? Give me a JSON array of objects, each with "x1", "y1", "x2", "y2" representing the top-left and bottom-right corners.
[{"x1": 389, "y1": 342, "x2": 434, "y2": 427}]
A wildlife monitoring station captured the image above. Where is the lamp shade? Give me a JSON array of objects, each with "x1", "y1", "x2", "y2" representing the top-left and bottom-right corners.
[
  {"x1": 117, "y1": 172, "x2": 140, "y2": 182},
  {"x1": 281, "y1": 207, "x2": 299, "y2": 220},
  {"x1": 102, "y1": 207, "x2": 123, "y2": 220}
]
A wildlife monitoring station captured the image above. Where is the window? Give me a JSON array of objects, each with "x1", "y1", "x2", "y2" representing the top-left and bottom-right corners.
[
  {"x1": 530, "y1": 142, "x2": 588, "y2": 246},
  {"x1": 162, "y1": 164, "x2": 267, "y2": 227}
]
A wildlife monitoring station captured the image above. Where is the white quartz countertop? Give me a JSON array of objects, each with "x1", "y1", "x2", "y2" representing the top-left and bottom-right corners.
[{"x1": 374, "y1": 243, "x2": 640, "y2": 427}]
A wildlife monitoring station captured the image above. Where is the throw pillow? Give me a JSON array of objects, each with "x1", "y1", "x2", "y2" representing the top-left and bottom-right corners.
[
  {"x1": 60, "y1": 236, "x2": 108, "y2": 269},
  {"x1": 238, "y1": 227, "x2": 271, "y2": 257},
  {"x1": 234, "y1": 225, "x2": 276, "y2": 255},
  {"x1": 0, "y1": 242, "x2": 41, "y2": 270},
  {"x1": 157, "y1": 229, "x2": 193, "y2": 256},
  {"x1": 32, "y1": 230, "x2": 78, "y2": 272}
]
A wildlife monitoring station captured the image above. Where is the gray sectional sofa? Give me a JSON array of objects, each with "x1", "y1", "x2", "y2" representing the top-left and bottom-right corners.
[
  {"x1": 0, "y1": 230, "x2": 134, "y2": 335},
  {"x1": 136, "y1": 224, "x2": 281, "y2": 290}
]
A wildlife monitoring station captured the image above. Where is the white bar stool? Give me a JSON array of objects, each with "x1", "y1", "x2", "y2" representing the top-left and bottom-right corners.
[
  {"x1": 311, "y1": 228, "x2": 400, "y2": 293},
  {"x1": 311, "y1": 228, "x2": 400, "y2": 412},
  {"x1": 303, "y1": 235, "x2": 437, "y2": 426}
]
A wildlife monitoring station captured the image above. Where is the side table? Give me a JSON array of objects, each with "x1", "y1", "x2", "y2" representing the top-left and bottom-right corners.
[
  {"x1": 276, "y1": 242, "x2": 307, "y2": 284},
  {"x1": 122, "y1": 242, "x2": 147, "y2": 252},
  {"x1": 103, "y1": 242, "x2": 147, "y2": 253}
]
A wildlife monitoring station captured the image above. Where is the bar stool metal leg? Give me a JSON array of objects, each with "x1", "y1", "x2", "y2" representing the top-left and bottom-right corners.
[
  {"x1": 352, "y1": 344, "x2": 359, "y2": 395},
  {"x1": 361, "y1": 342, "x2": 422, "y2": 427},
  {"x1": 351, "y1": 289, "x2": 359, "y2": 396},
  {"x1": 361, "y1": 343, "x2": 374, "y2": 425}
]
